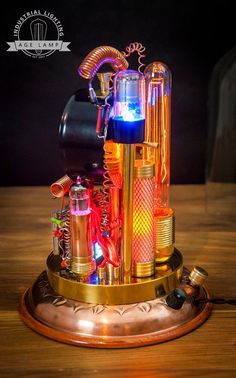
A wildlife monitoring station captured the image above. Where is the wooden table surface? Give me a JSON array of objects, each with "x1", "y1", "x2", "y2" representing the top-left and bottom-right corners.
[{"x1": 1, "y1": 185, "x2": 236, "y2": 377}]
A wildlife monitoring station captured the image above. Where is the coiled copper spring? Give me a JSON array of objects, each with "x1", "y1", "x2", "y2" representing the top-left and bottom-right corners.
[
  {"x1": 122, "y1": 42, "x2": 146, "y2": 72},
  {"x1": 101, "y1": 139, "x2": 117, "y2": 234},
  {"x1": 92, "y1": 186, "x2": 110, "y2": 235},
  {"x1": 50, "y1": 175, "x2": 74, "y2": 198},
  {"x1": 60, "y1": 210, "x2": 71, "y2": 260},
  {"x1": 78, "y1": 46, "x2": 129, "y2": 80}
]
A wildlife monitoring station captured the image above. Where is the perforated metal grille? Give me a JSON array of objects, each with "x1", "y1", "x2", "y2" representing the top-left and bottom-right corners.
[{"x1": 132, "y1": 177, "x2": 155, "y2": 263}]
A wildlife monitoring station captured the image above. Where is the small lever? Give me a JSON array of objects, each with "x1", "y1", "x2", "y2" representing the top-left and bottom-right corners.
[{"x1": 96, "y1": 106, "x2": 103, "y2": 136}]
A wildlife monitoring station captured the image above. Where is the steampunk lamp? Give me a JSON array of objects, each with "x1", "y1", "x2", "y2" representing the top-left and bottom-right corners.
[{"x1": 19, "y1": 43, "x2": 212, "y2": 347}]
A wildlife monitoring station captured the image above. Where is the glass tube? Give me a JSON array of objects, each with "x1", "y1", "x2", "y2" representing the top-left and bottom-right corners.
[
  {"x1": 144, "y1": 62, "x2": 172, "y2": 215},
  {"x1": 69, "y1": 184, "x2": 95, "y2": 277},
  {"x1": 111, "y1": 70, "x2": 145, "y2": 144}
]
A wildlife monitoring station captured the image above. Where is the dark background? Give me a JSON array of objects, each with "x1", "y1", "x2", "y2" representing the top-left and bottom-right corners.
[{"x1": 0, "y1": 0, "x2": 235, "y2": 186}]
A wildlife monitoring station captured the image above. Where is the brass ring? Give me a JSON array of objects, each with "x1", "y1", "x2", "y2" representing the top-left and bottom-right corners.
[{"x1": 47, "y1": 249, "x2": 183, "y2": 305}]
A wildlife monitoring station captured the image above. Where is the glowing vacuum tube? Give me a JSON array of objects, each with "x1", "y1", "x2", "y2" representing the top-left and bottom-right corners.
[
  {"x1": 144, "y1": 62, "x2": 175, "y2": 262},
  {"x1": 112, "y1": 70, "x2": 145, "y2": 144},
  {"x1": 69, "y1": 183, "x2": 95, "y2": 277}
]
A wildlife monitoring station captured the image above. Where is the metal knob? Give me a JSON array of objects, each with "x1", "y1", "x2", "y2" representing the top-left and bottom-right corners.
[
  {"x1": 189, "y1": 266, "x2": 208, "y2": 287},
  {"x1": 166, "y1": 288, "x2": 187, "y2": 310}
]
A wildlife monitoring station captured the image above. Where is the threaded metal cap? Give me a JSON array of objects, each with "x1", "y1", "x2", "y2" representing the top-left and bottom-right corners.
[{"x1": 134, "y1": 160, "x2": 155, "y2": 178}]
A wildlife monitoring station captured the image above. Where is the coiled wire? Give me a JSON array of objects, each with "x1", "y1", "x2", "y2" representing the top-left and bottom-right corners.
[
  {"x1": 101, "y1": 139, "x2": 113, "y2": 234},
  {"x1": 78, "y1": 46, "x2": 129, "y2": 80},
  {"x1": 121, "y1": 42, "x2": 146, "y2": 72},
  {"x1": 59, "y1": 210, "x2": 71, "y2": 260},
  {"x1": 50, "y1": 175, "x2": 74, "y2": 198}
]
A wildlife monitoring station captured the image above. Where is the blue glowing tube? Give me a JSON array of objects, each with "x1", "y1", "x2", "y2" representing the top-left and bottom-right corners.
[{"x1": 111, "y1": 70, "x2": 145, "y2": 144}]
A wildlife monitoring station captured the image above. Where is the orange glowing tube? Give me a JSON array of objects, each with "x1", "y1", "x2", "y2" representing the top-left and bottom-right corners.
[
  {"x1": 132, "y1": 160, "x2": 155, "y2": 278},
  {"x1": 144, "y1": 62, "x2": 175, "y2": 263},
  {"x1": 104, "y1": 141, "x2": 122, "y2": 188},
  {"x1": 144, "y1": 62, "x2": 171, "y2": 215}
]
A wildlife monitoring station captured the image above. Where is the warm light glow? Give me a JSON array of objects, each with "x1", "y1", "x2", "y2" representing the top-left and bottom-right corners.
[
  {"x1": 133, "y1": 210, "x2": 153, "y2": 236},
  {"x1": 94, "y1": 242, "x2": 103, "y2": 259},
  {"x1": 144, "y1": 62, "x2": 171, "y2": 213},
  {"x1": 132, "y1": 176, "x2": 154, "y2": 263}
]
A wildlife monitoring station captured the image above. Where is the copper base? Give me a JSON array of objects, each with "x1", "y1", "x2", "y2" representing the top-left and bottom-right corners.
[{"x1": 19, "y1": 270, "x2": 212, "y2": 348}]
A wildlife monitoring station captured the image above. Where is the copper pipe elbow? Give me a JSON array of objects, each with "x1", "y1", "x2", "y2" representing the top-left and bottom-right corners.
[{"x1": 78, "y1": 46, "x2": 129, "y2": 80}]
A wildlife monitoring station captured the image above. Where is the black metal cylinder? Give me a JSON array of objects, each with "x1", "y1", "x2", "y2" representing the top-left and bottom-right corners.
[{"x1": 59, "y1": 88, "x2": 104, "y2": 182}]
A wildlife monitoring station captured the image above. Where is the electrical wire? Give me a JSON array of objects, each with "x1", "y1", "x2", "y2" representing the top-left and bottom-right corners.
[
  {"x1": 121, "y1": 42, "x2": 146, "y2": 72},
  {"x1": 195, "y1": 297, "x2": 236, "y2": 306}
]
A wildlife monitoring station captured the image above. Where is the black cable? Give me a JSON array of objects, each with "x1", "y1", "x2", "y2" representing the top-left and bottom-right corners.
[{"x1": 195, "y1": 298, "x2": 236, "y2": 306}]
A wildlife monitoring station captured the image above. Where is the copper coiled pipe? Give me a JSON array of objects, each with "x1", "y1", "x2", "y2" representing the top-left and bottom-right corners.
[
  {"x1": 50, "y1": 175, "x2": 74, "y2": 198},
  {"x1": 78, "y1": 46, "x2": 129, "y2": 80}
]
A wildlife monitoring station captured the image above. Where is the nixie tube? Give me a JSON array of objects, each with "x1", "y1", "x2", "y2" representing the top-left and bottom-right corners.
[
  {"x1": 69, "y1": 184, "x2": 95, "y2": 277},
  {"x1": 132, "y1": 161, "x2": 155, "y2": 277},
  {"x1": 144, "y1": 62, "x2": 175, "y2": 262}
]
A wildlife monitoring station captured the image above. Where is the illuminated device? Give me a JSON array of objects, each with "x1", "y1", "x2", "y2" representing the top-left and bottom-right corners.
[{"x1": 20, "y1": 43, "x2": 212, "y2": 347}]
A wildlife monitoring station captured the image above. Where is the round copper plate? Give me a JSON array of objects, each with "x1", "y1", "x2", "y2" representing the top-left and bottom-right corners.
[{"x1": 19, "y1": 270, "x2": 212, "y2": 348}]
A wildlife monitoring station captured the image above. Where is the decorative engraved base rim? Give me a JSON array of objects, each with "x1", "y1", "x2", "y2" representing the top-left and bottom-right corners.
[{"x1": 19, "y1": 270, "x2": 212, "y2": 348}]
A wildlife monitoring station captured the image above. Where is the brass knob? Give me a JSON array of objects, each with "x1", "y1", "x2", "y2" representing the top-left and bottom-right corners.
[{"x1": 189, "y1": 266, "x2": 208, "y2": 287}]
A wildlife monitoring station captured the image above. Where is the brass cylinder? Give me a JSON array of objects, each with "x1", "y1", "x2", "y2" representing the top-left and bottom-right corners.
[
  {"x1": 121, "y1": 144, "x2": 135, "y2": 284},
  {"x1": 113, "y1": 266, "x2": 120, "y2": 281},
  {"x1": 69, "y1": 184, "x2": 95, "y2": 277},
  {"x1": 107, "y1": 263, "x2": 114, "y2": 285},
  {"x1": 97, "y1": 266, "x2": 106, "y2": 284},
  {"x1": 70, "y1": 214, "x2": 95, "y2": 276},
  {"x1": 154, "y1": 209, "x2": 175, "y2": 263},
  {"x1": 134, "y1": 161, "x2": 155, "y2": 178},
  {"x1": 189, "y1": 266, "x2": 208, "y2": 287},
  {"x1": 71, "y1": 256, "x2": 95, "y2": 276},
  {"x1": 133, "y1": 261, "x2": 155, "y2": 278}
]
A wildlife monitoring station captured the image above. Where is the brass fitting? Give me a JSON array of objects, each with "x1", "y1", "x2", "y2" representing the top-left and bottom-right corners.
[
  {"x1": 97, "y1": 72, "x2": 113, "y2": 98},
  {"x1": 71, "y1": 256, "x2": 96, "y2": 277},
  {"x1": 189, "y1": 266, "x2": 208, "y2": 287},
  {"x1": 154, "y1": 209, "x2": 175, "y2": 262},
  {"x1": 132, "y1": 261, "x2": 155, "y2": 278}
]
